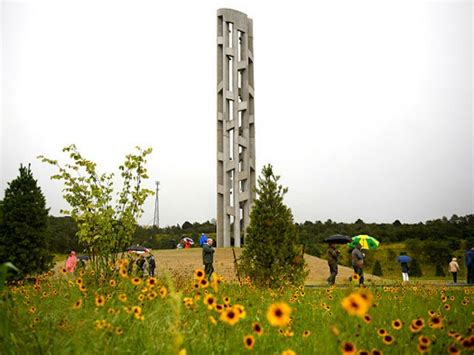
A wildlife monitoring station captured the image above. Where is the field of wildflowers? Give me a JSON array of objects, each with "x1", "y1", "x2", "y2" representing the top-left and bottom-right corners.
[{"x1": 1, "y1": 258, "x2": 473, "y2": 355}]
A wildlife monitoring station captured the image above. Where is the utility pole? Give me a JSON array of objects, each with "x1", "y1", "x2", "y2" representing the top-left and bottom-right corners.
[{"x1": 153, "y1": 181, "x2": 160, "y2": 228}]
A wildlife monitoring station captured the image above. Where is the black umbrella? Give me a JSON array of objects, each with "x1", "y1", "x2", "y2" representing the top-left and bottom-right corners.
[
  {"x1": 323, "y1": 234, "x2": 352, "y2": 244},
  {"x1": 77, "y1": 254, "x2": 90, "y2": 261},
  {"x1": 126, "y1": 245, "x2": 150, "y2": 253}
]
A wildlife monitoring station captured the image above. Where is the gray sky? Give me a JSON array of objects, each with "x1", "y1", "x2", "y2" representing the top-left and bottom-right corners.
[{"x1": 1, "y1": 0, "x2": 472, "y2": 226}]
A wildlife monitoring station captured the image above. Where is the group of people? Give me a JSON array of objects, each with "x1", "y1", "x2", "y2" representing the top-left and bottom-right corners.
[
  {"x1": 128, "y1": 253, "x2": 156, "y2": 277},
  {"x1": 63, "y1": 233, "x2": 215, "y2": 281},
  {"x1": 326, "y1": 243, "x2": 474, "y2": 286}
]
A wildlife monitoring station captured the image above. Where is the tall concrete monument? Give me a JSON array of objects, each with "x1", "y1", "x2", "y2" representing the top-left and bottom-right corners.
[{"x1": 216, "y1": 9, "x2": 256, "y2": 248}]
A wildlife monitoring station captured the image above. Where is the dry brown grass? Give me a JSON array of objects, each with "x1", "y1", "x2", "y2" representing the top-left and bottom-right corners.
[{"x1": 151, "y1": 248, "x2": 379, "y2": 285}]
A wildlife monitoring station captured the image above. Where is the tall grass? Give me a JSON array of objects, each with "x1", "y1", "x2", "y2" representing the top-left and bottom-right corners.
[{"x1": 0, "y1": 262, "x2": 472, "y2": 354}]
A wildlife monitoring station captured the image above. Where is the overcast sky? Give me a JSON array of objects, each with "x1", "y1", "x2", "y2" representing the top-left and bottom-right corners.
[{"x1": 1, "y1": 0, "x2": 472, "y2": 226}]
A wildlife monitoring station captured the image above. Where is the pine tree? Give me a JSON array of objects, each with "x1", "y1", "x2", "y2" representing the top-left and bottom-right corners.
[
  {"x1": 0, "y1": 165, "x2": 53, "y2": 277},
  {"x1": 410, "y1": 259, "x2": 422, "y2": 277},
  {"x1": 372, "y1": 260, "x2": 383, "y2": 276},
  {"x1": 239, "y1": 165, "x2": 307, "y2": 288}
]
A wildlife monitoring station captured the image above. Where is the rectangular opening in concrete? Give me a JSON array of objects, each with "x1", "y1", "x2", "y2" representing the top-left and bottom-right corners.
[
  {"x1": 227, "y1": 99, "x2": 233, "y2": 120},
  {"x1": 248, "y1": 59, "x2": 254, "y2": 88},
  {"x1": 238, "y1": 31, "x2": 243, "y2": 61},
  {"x1": 227, "y1": 56, "x2": 233, "y2": 91},
  {"x1": 238, "y1": 111, "x2": 242, "y2": 128},
  {"x1": 229, "y1": 128, "x2": 234, "y2": 160},
  {"x1": 227, "y1": 22, "x2": 233, "y2": 48},
  {"x1": 229, "y1": 170, "x2": 234, "y2": 207}
]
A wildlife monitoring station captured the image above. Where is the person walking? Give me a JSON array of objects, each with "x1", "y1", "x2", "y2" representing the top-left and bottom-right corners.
[
  {"x1": 396, "y1": 252, "x2": 411, "y2": 282},
  {"x1": 326, "y1": 243, "x2": 340, "y2": 285},
  {"x1": 448, "y1": 257, "x2": 460, "y2": 284},
  {"x1": 202, "y1": 238, "x2": 215, "y2": 280},
  {"x1": 147, "y1": 254, "x2": 156, "y2": 277},
  {"x1": 65, "y1": 251, "x2": 77, "y2": 273},
  {"x1": 465, "y1": 248, "x2": 474, "y2": 284},
  {"x1": 351, "y1": 243, "x2": 365, "y2": 286},
  {"x1": 136, "y1": 255, "x2": 146, "y2": 276}
]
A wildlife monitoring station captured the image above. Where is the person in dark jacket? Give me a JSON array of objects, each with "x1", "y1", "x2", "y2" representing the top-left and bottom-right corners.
[
  {"x1": 147, "y1": 254, "x2": 156, "y2": 277},
  {"x1": 465, "y1": 247, "x2": 474, "y2": 284},
  {"x1": 202, "y1": 238, "x2": 215, "y2": 280},
  {"x1": 326, "y1": 243, "x2": 340, "y2": 285}
]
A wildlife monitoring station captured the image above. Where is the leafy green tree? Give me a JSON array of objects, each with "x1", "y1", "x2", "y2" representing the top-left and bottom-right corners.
[
  {"x1": 239, "y1": 165, "x2": 307, "y2": 288},
  {"x1": 0, "y1": 165, "x2": 53, "y2": 277},
  {"x1": 435, "y1": 262, "x2": 446, "y2": 277},
  {"x1": 38, "y1": 145, "x2": 153, "y2": 274}
]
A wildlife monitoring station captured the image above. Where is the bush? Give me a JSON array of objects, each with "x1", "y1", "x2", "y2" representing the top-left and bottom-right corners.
[
  {"x1": 410, "y1": 259, "x2": 422, "y2": 277},
  {"x1": 372, "y1": 260, "x2": 383, "y2": 276}
]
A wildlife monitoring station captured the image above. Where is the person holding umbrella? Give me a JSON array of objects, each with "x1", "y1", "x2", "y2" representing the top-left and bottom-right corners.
[
  {"x1": 351, "y1": 243, "x2": 365, "y2": 286},
  {"x1": 396, "y1": 252, "x2": 411, "y2": 282},
  {"x1": 326, "y1": 243, "x2": 340, "y2": 285}
]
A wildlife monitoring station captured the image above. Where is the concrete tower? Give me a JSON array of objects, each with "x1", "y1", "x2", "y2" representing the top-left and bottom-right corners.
[{"x1": 216, "y1": 9, "x2": 256, "y2": 248}]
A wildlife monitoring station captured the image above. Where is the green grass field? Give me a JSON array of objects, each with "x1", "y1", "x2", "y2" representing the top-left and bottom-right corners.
[{"x1": 1, "y1": 260, "x2": 473, "y2": 355}]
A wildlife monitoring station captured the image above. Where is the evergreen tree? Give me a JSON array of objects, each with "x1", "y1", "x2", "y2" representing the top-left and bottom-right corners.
[
  {"x1": 0, "y1": 165, "x2": 53, "y2": 277},
  {"x1": 372, "y1": 260, "x2": 383, "y2": 276},
  {"x1": 410, "y1": 259, "x2": 422, "y2": 277},
  {"x1": 435, "y1": 262, "x2": 446, "y2": 277},
  {"x1": 239, "y1": 165, "x2": 307, "y2": 288}
]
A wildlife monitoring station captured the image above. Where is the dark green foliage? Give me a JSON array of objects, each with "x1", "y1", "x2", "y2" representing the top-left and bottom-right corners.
[
  {"x1": 410, "y1": 259, "x2": 422, "y2": 277},
  {"x1": 0, "y1": 165, "x2": 53, "y2": 277},
  {"x1": 239, "y1": 165, "x2": 307, "y2": 288},
  {"x1": 372, "y1": 260, "x2": 383, "y2": 276},
  {"x1": 435, "y1": 262, "x2": 446, "y2": 277},
  {"x1": 48, "y1": 216, "x2": 80, "y2": 254}
]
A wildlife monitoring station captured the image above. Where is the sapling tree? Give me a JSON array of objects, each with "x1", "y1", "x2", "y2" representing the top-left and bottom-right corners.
[
  {"x1": 38, "y1": 145, "x2": 154, "y2": 274},
  {"x1": 239, "y1": 164, "x2": 307, "y2": 288}
]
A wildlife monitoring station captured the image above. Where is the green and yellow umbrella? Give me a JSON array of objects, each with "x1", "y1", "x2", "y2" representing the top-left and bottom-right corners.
[{"x1": 348, "y1": 235, "x2": 380, "y2": 250}]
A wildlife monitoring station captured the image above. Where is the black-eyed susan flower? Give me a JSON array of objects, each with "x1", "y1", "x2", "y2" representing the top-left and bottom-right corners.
[
  {"x1": 377, "y1": 328, "x2": 387, "y2": 337},
  {"x1": 303, "y1": 330, "x2": 310, "y2": 338},
  {"x1": 115, "y1": 327, "x2": 124, "y2": 335},
  {"x1": 383, "y1": 335, "x2": 394, "y2": 345},
  {"x1": 109, "y1": 279, "x2": 116, "y2": 287},
  {"x1": 95, "y1": 295, "x2": 105, "y2": 307},
  {"x1": 204, "y1": 294, "x2": 216, "y2": 309},
  {"x1": 220, "y1": 307, "x2": 240, "y2": 326},
  {"x1": 370, "y1": 349, "x2": 383, "y2": 355},
  {"x1": 267, "y1": 302, "x2": 291, "y2": 327},
  {"x1": 79, "y1": 284, "x2": 87, "y2": 292},
  {"x1": 462, "y1": 336, "x2": 474, "y2": 350},
  {"x1": 223, "y1": 296, "x2": 231, "y2": 305},
  {"x1": 363, "y1": 314, "x2": 372, "y2": 324},
  {"x1": 199, "y1": 278, "x2": 209, "y2": 288},
  {"x1": 243, "y1": 335, "x2": 255, "y2": 350},
  {"x1": 252, "y1": 322, "x2": 263, "y2": 336},
  {"x1": 159, "y1": 286, "x2": 168, "y2": 299},
  {"x1": 131, "y1": 277, "x2": 141, "y2": 286},
  {"x1": 391, "y1": 319, "x2": 402, "y2": 330},
  {"x1": 444, "y1": 303, "x2": 451, "y2": 311},
  {"x1": 194, "y1": 268, "x2": 205, "y2": 280},
  {"x1": 428, "y1": 316, "x2": 443, "y2": 329},
  {"x1": 76, "y1": 278, "x2": 83, "y2": 285},
  {"x1": 341, "y1": 341, "x2": 356, "y2": 355},
  {"x1": 447, "y1": 344, "x2": 460, "y2": 355},
  {"x1": 119, "y1": 268, "x2": 128, "y2": 278},
  {"x1": 417, "y1": 343, "x2": 429, "y2": 353},
  {"x1": 73, "y1": 299, "x2": 83, "y2": 309},
  {"x1": 418, "y1": 335, "x2": 430, "y2": 346},
  {"x1": 138, "y1": 294, "x2": 145, "y2": 302},
  {"x1": 282, "y1": 350, "x2": 296, "y2": 355},
  {"x1": 341, "y1": 292, "x2": 370, "y2": 317},
  {"x1": 146, "y1": 277, "x2": 157, "y2": 287},
  {"x1": 29, "y1": 307, "x2": 36, "y2": 314}
]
